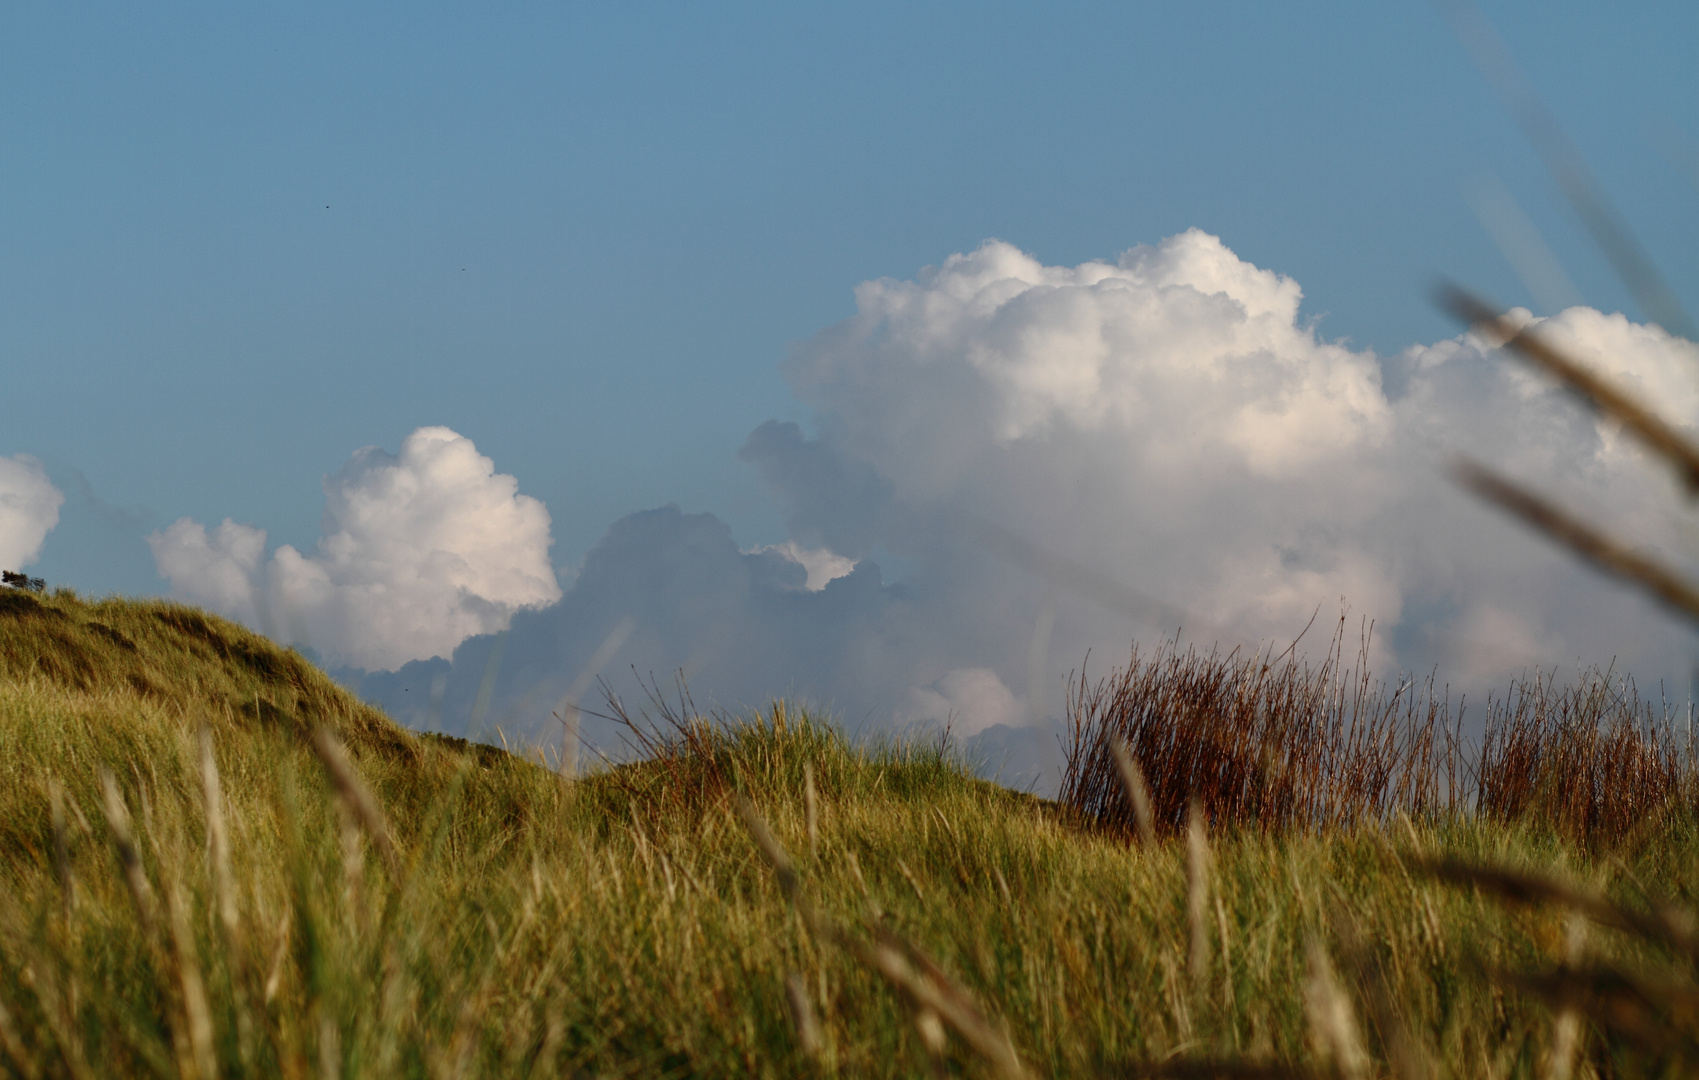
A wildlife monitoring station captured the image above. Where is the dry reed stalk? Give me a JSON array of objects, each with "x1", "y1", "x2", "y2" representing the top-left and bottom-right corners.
[
  {"x1": 1477, "y1": 668, "x2": 1686, "y2": 842},
  {"x1": 1545, "y1": 914, "x2": 1586, "y2": 1080},
  {"x1": 198, "y1": 726, "x2": 256, "y2": 1068},
  {"x1": 164, "y1": 876, "x2": 218, "y2": 1080},
  {"x1": 784, "y1": 970, "x2": 822, "y2": 1058},
  {"x1": 1433, "y1": 242, "x2": 1699, "y2": 847},
  {"x1": 591, "y1": 674, "x2": 735, "y2": 822},
  {"x1": 47, "y1": 778, "x2": 73, "y2": 921},
  {"x1": 318, "y1": 1009, "x2": 341, "y2": 1080},
  {"x1": 1186, "y1": 800, "x2": 1211, "y2": 989},
  {"x1": 0, "y1": 996, "x2": 37, "y2": 1080},
  {"x1": 914, "y1": 1004, "x2": 948, "y2": 1074},
  {"x1": 804, "y1": 763, "x2": 819, "y2": 861},
  {"x1": 98, "y1": 770, "x2": 158, "y2": 938},
  {"x1": 198, "y1": 729, "x2": 239, "y2": 940},
  {"x1": 21, "y1": 958, "x2": 91, "y2": 1080},
  {"x1": 1109, "y1": 738, "x2": 1156, "y2": 847},
  {"x1": 1304, "y1": 939, "x2": 1370, "y2": 1080},
  {"x1": 264, "y1": 910, "x2": 292, "y2": 1005},
  {"x1": 310, "y1": 728, "x2": 401, "y2": 876}
]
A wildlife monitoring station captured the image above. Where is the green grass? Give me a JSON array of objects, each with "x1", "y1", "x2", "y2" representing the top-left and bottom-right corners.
[{"x1": 2, "y1": 589, "x2": 1696, "y2": 1078}]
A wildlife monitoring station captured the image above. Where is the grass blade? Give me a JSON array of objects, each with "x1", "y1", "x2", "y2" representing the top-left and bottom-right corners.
[
  {"x1": 311, "y1": 728, "x2": 401, "y2": 877},
  {"x1": 1439, "y1": 285, "x2": 1699, "y2": 492},
  {"x1": 1450, "y1": 459, "x2": 1699, "y2": 626},
  {"x1": 1109, "y1": 738, "x2": 1157, "y2": 847}
]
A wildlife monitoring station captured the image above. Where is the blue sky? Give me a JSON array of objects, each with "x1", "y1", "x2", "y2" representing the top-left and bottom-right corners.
[
  {"x1": 8, "y1": 1, "x2": 1695, "y2": 595},
  {"x1": 6, "y1": 4, "x2": 1699, "y2": 787}
]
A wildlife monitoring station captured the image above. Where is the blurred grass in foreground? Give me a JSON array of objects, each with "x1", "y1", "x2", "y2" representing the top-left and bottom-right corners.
[{"x1": 3, "y1": 589, "x2": 1699, "y2": 1078}]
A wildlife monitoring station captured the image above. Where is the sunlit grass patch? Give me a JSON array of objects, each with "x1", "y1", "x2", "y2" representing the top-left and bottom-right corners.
[{"x1": 2, "y1": 592, "x2": 1699, "y2": 1077}]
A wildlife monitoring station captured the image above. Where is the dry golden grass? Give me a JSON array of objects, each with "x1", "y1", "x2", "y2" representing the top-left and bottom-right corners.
[{"x1": 3, "y1": 589, "x2": 1699, "y2": 1077}]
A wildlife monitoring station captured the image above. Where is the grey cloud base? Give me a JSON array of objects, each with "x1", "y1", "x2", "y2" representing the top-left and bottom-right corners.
[{"x1": 346, "y1": 504, "x2": 1069, "y2": 792}]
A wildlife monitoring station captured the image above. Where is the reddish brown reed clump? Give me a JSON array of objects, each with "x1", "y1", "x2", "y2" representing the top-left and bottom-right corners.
[
  {"x1": 1478, "y1": 670, "x2": 1689, "y2": 839},
  {"x1": 1061, "y1": 619, "x2": 1460, "y2": 838},
  {"x1": 1061, "y1": 619, "x2": 1693, "y2": 844}
]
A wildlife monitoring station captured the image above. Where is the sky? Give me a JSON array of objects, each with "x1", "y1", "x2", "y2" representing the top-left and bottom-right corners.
[{"x1": 4, "y1": 2, "x2": 1699, "y2": 790}]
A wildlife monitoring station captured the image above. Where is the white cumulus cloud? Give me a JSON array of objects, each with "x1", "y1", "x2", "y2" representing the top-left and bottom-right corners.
[
  {"x1": 751, "y1": 230, "x2": 1699, "y2": 707},
  {"x1": 0, "y1": 455, "x2": 64, "y2": 571},
  {"x1": 754, "y1": 230, "x2": 1412, "y2": 674},
  {"x1": 1384, "y1": 304, "x2": 1699, "y2": 683},
  {"x1": 148, "y1": 518, "x2": 268, "y2": 624},
  {"x1": 754, "y1": 541, "x2": 856, "y2": 591},
  {"x1": 902, "y1": 667, "x2": 1024, "y2": 736},
  {"x1": 150, "y1": 427, "x2": 560, "y2": 669},
  {"x1": 345, "y1": 233, "x2": 1699, "y2": 798}
]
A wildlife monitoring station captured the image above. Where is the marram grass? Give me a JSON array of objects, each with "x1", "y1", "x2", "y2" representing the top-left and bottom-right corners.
[{"x1": 1, "y1": 589, "x2": 1696, "y2": 1077}]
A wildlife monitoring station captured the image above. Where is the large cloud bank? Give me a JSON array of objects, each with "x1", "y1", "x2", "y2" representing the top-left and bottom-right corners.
[
  {"x1": 150, "y1": 427, "x2": 560, "y2": 669},
  {"x1": 0, "y1": 455, "x2": 64, "y2": 571},
  {"x1": 269, "y1": 232, "x2": 1699, "y2": 789},
  {"x1": 750, "y1": 230, "x2": 1407, "y2": 654},
  {"x1": 745, "y1": 231, "x2": 1699, "y2": 688}
]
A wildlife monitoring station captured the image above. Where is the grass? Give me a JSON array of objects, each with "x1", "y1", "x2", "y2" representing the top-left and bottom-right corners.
[{"x1": 4, "y1": 589, "x2": 1699, "y2": 1077}]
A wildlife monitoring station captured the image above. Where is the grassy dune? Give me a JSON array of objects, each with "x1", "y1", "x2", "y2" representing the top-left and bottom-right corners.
[{"x1": 1, "y1": 590, "x2": 1697, "y2": 1078}]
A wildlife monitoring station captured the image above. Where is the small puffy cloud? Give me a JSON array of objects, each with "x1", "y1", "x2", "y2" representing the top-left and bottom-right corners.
[
  {"x1": 902, "y1": 667, "x2": 1024, "y2": 736},
  {"x1": 151, "y1": 427, "x2": 560, "y2": 670},
  {"x1": 754, "y1": 541, "x2": 856, "y2": 591},
  {"x1": 148, "y1": 518, "x2": 268, "y2": 624},
  {"x1": 0, "y1": 455, "x2": 64, "y2": 570}
]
